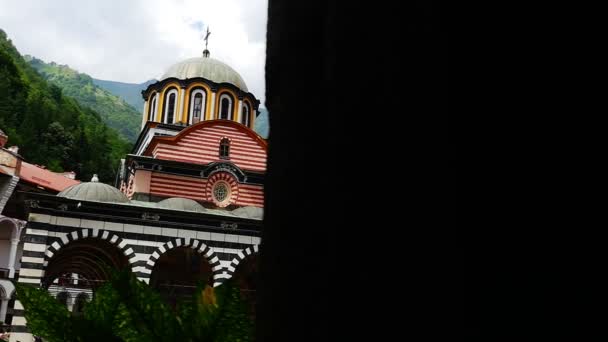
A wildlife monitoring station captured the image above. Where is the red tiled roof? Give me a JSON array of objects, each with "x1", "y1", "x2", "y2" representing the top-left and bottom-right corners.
[{"x1": 19, "y1": 162, "x2": 80, "y2": 192}]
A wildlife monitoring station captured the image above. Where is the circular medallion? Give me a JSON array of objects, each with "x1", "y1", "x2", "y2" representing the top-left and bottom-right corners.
[
  {"x1": 206, "y1": 172, "x2": 239, "y2": 207},
  {"x1": 213, "y1": 181, "x2": 230, "y2": 204}
]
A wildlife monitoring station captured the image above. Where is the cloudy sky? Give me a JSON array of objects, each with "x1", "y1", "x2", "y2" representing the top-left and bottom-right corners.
[{"x1": 0, "y1": 0, "x2": 268, "y2": 105}]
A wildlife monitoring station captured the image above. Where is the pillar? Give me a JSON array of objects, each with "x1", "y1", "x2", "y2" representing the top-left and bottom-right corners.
[
  {"x1": 0, "y1": 299, "x2": 8, "y2": 323},
  {"x1": 178, "y1": 87, "x2": 186, "y2": 124},
  {"x1": 236, "y1": 98, "x2": 243, "y2": 123},
  {"x1": 208, "y1": 91, "x2": 217, "y2": 120},
  {"x1": 141, "y1": 100, "x2": 148, "y2": 129},
  {"x1": 7, "y1": 238, "x2": 19, "y2": 279},
  {"x1": 154, "y1": 92, "x2": 160, "y2": 122},
  {"x1": 67, "y1": 297, "x2": 74, "y2": 312}
]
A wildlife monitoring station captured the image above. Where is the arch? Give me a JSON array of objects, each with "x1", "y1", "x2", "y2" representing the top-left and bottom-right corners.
[
  {"x1": 43, "y1": 229, "x2": 137, "y2": 286},
  {"x1": 0, "y1": 216, "x2": 22, "y2": 238},
  {"x1": 219, "y1": 137, "x2": 230, "y2": 160},
  {"x1": 162, "y1": 87, "x2": 179, "y2": 124},
  {"x1": 241, "y1": 102, "x2": 251, "y2": 127},
  {"x1": 218, "y1": 92, "x2": 235, "y2": 120},
  {"x1": 0, "y1": 216, "x2": 19, "y2": 226},
  {"x1": 0, "y1": 280, "x2": 15, "y2": 300},
  {"x1": 147, "y1": 92, "x2": 158, "y2": 122},
  {"x1": 188, "y1": 87, "x2": 207, "y2": 124},
  {"x1": 222, "y1": 244, "x2": 259, "y2": 282},
  {"x1": 145, "y1": 238, "x2": 223, "y2": 287}
]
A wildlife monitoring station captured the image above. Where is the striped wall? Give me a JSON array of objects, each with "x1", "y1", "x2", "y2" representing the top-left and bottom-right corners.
[
  {"x1": 149, "y1": 172, "x2": 264, "y2": 207},
  {"x1": 236, "y1": 184, "x2": 264, "y2": 207},
  {"x1": 150, "y1": 172, "x2": 206, "y2": 200},
  {"x1": 152, "y1": 123, "x2": 267, "y2": 172},
  {"x1": 11, "y1": 212, "x2": 260, "y2": 333}
]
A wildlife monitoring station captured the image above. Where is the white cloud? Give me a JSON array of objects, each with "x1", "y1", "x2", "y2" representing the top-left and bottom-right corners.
[{"x1": 0, "y1": 0, "x2": 268, "y2": 105}]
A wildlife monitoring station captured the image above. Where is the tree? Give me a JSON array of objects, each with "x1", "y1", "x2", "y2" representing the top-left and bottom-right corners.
[{"x1": 14, "y1": 270, "x2": 253, "y2": 342}]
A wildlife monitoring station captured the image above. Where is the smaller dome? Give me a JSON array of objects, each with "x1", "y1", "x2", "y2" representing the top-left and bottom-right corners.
[
  {"x1": 58, "y1": 180, "x2": 129, "y2": 203},
  {"x1": 231, "y1": 206, "x2": 264, "y2": 219},
  {"x1": 157, "y1": 197, "x2": 206, "y2": 212}
]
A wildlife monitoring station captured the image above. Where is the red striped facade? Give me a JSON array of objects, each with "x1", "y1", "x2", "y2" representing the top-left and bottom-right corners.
[
  {"x1": 149, "y1": 122, "x2": 267, "y2": 172},
  {"x1": 125, "y1": 121, "x2": 266, "y2": 208}
]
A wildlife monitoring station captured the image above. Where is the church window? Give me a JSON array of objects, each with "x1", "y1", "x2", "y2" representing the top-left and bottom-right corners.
[
  {"x1": 242, "y1": 103, "x2": 250, "y2": 126},
  {"x1": 162, "y1": 88, "x2": 178, "y2": 124},
  {"x1": 219, "y1": 94, "x2": 233, "y2": 120},
  {"x1": 213, "y1": 182, "x2": 229, "y2": 203},
  {"x1": 167, "y1": 94, "x2": 176, "y2": 123},
  {"x1": 189, "y1": 89, "x2": 206, "y2": 124},
  {"x1": 148, "y1": 95, "x2": 157, "y2": 121},
  {"x1": 220, "y1": 138, "x2": 230, "y2": 159}
]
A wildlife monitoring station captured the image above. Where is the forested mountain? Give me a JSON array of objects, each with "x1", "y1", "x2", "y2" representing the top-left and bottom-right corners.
[
  {"x1": 0, "y1": 29, "x2": 130, "y2": 183},
  {"x1": 26, "y1": 56, "x2": 142, "y2": 142},
  {"x1": 92, "y1": 78, "x2": 156, "y2": 113}
]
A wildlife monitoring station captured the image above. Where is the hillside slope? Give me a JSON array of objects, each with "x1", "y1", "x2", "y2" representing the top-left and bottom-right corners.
[
  {"x1": 0, "y1": 28, "x2": 130, "y2": 182},
  {"x1": 93, "y1": 78, "x2": 156, "y2": 113},
  {"x1": 26, "y1": 56, "x2": 142, "y2": 142}
]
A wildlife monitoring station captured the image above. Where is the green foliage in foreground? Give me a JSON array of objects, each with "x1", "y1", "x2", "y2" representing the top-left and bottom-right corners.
[{"x1": 15, "y1": 270, "x2": 253, "y2": 342}]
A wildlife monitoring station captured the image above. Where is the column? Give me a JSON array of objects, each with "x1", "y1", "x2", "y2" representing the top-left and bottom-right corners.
[
  {"x1": 236, "y1": 99, "x2": 243, "y2": 123},
  {"x1": 7, "y1": 238, "x2": 19, "y2": 279},
  {"x1": 154, "y1": 93, "x2": 160, "y2": 122},
  {"x1": 0, "y1": 299, "x2": 8, "y2": 323},
  {"x1": 208, "y1": 91, "x2": 217, "y2": 120},
  {"x1": 67, "y1": 297, "x2": 74, "y2": 312},
  {"x1": 10, "y1": 221, "x2": 38, "y2": 342},
  {"x1": 178, "y1": 87, "x2": 186, "y2": 124},
  {"x1": 251, "y1": 108, "x2": 257, "y2": 128},
  {"x1": 141, "y1": 100, "x2": 148, "y2": 129}
]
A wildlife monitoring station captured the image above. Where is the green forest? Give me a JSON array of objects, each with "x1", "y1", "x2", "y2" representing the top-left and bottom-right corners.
[
  {"x1": 0, "y1": 29, "x2": 131, "y2": 183},
  {"x1": 26, "y1": 55, "x2": 142, "y2": 142}
]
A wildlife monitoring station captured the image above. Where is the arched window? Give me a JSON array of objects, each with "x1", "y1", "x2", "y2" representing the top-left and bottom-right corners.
[
  {"x1": 241, "y1": 103, "x2": 250, "y2": 127},
  {"x1": 219, "y1": 138, "x2": 230, "y2": 159},
  {"x1": 219, "y1": 94, "x2": 233, "y2": 120},
  {"x1": 189, "y1": 89, "x2": 206, "y2": 124},
  {"x1": 162, "y1": 88, "x2": 178, "y2": 124},
  {"x1": 147, "y1": 94, "x2": 157, "y2": 121}
]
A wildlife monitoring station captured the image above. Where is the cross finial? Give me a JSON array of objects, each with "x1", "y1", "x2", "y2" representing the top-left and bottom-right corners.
[
  {"x1": 204, "y1": 26, "x2": 211, "y2": 49},
  {"x1": 203, "y1": 26, "x2": 211, "y2": 57}
]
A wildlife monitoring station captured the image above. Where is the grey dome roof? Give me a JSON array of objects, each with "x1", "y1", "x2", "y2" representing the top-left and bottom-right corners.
[
  {"x1": 156, "y1": 197, "x2": 206, "y2": 212},
  {"x1": 58, "y1": 181, "x2": 129, "y2": 203},
  {"x1": 161, "y1": 57, "x2": 248, "y2": 91},
  {"x1": 231, "y1": 206, "x2": 264, "y2": 219}
]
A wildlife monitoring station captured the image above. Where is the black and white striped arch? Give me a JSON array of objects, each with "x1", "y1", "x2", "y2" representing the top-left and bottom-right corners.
[
  {"x1": 220, "y1": 244, "x2": 259, "y2": 282},
  {"x1": 144, "y1": 237, "x2": 224, "y2": 287},
  {"x1": 43, "y1": 228, "x2": 137, "y2": 271}
]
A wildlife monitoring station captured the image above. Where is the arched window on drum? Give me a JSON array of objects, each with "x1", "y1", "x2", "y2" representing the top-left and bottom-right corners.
[
  {"x1": 189, "y1": 89, "x2": 207, "y2": 124},
  {"x1": 241, "y1": 102, "x2": 251, "y2": 127},
  {"x1": 147, "y1": 93, "x2": 157, "y2": 121},
  {"x1": 218, "y1": 93, "x2": 233, "y2": 120},
  {"x1": 162, "y1": 88, "x2": 179, "y2": 124}
]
